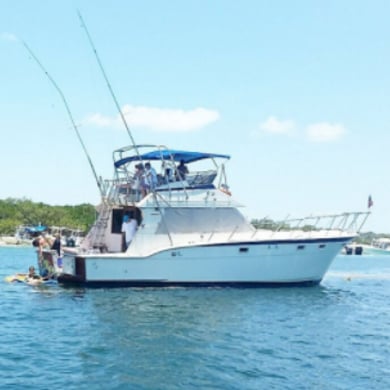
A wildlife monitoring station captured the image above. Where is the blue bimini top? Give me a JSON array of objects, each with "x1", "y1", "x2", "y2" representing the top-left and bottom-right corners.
[{"x1": 114, "y1": 149, "x2": 230, "y2": 168}]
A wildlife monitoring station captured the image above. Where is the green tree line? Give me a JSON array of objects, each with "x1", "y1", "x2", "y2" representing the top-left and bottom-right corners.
[
  {"x1": 2, "y1": 198, "x2": 383, "y2": 244},
  {"x1": 0, "y1": 198, "x2": 96, "y2": 235}
]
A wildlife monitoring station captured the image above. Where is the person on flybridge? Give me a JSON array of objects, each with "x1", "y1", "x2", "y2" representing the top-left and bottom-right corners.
[
  {"x1": 141, "y1": 162, "x2": 158, "y2": 197},
  {"x1": 176, "y1": 159, "x2": 189, "y2": 180}
]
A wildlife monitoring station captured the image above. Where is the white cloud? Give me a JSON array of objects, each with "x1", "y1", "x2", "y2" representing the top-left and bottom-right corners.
[
  {"x1": 306, "y1": 122, "x2": 346, "y2": 142},
  {"x1": 255, "y1": 116, "x2": 347, "y2": 143},
  {"x1": 84, "y1": 104, "x2": 220, "y2": 132},
  {"x1": 1, "y1": 32, "x2": 18, "y2": 42},
  {"x1": 259, "y1": 116, "x2": 295, "y2": 135},
  {"x1": 84, "y1": 113, "x2": 113, "y2": 127}
]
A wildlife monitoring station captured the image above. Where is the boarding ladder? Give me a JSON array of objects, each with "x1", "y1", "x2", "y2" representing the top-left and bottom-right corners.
[
  {"x1": 88, "y1": 201, "x2": 111, "y2": 250},
  {"x1": 78, "y1": 196, "x2": 112, "y2": 252},
  {"x1": 88, "y1": 180, "x2": 121, "y2": 250}
]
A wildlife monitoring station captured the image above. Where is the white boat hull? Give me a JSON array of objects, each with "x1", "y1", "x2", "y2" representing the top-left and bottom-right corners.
[
  {"x1": 58, "y1": 237, "x2": 350, "y2": 287},
  {"x1": 43, "y1": 144, "x2": 368, "y2": 288}
]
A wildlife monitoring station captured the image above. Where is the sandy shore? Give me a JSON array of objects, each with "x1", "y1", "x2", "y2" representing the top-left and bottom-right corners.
[{"x1": 0, "y1": 236, "x2": 31, "y2": 246}]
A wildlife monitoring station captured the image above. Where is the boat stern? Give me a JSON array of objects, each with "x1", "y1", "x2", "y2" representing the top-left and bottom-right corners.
[{"x1": 57, "y1": 252, "x2": 87, "y2": 284}]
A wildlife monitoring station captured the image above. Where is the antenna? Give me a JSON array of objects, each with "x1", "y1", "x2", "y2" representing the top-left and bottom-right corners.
[
  {"x1": 77, "y1": 10, "x2": 140, "y2": 158},
  {"x1": 21, "y1": 40, "x2": 104, "y2": 197}
]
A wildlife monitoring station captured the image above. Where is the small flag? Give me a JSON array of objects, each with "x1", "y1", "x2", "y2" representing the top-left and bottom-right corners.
[{"x1": 368, "y1": 195, "x2": 373, "y2": 208}]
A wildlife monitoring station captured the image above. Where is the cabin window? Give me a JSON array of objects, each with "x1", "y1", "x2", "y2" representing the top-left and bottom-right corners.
[
  {"x1": 319, "y1": 244, "x2": 326, "y2": 249},
  {"x1": 239, "y1": 247, "x2": 249, "y2": 253},
  {"x1": 297, "y1": 245, "x2": 305, "y2": 250}
]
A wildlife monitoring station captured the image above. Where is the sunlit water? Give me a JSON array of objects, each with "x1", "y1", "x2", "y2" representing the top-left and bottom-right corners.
[{"x1": 0, "y1": 246, "x2": 389, "y2": 389}]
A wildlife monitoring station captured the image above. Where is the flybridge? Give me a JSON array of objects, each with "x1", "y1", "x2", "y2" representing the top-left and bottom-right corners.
[{"x1": 107, "y1": 144, "x2": 231, "y2": 204}]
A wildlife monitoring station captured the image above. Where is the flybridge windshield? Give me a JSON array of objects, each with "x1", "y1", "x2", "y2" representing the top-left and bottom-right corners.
[{"x1": 114, "y1": 149, "x2": 230, "y2": 168}]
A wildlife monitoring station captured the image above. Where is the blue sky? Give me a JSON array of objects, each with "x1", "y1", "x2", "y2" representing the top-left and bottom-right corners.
[{"x1": 1, "y1": 1, "x2": 389, "y2": 233}]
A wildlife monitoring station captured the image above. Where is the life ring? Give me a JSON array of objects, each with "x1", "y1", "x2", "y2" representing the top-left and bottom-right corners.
[{"x1": 219, "y1": 187, "x2": 232, "y2": 196}]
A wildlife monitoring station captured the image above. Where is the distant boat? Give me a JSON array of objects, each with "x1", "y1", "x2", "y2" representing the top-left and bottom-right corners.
[
  {"x1": 48, "y1": 226, "x2": 84, "y2": 247},
  {"x1": 2, "y1": 224, "x2": 49, "y2": 246},
  {"x1": 34, "y1": 144, "x2": 371, "y2": 287},
  {"x1": 362, "y1": 238, "x2": 390, "y2": 255},
  {"x1": 342, "y1": 244, "x2": 363, "y2": 255},
  {"x1": 15, "y1": 224, "x2": 47, "y2": 240}
]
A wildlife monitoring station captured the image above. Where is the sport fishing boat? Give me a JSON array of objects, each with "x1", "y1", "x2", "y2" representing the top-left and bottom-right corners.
[
  {"x1": 29, "y1": 13, "x2": 369, "y2": 287},
  {"x1": 37, "y1": 144, "x2": 369, "y2": 287}
]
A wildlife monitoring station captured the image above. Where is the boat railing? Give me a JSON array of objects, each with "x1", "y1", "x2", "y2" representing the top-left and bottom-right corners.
[
  {"x1": 106, "y1": 168, "x2": 220, "y2": 205},
  {"x1": 102, "y1": 177, "x2": 141, "y2": 204},
  {"x1": 250, "y1": 211, "x2": 371, "y2": 239}
]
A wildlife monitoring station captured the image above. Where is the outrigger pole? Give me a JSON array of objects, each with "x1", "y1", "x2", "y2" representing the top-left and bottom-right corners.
[
  {"x1": 21, "y1": 40, "x2": 104, "y2": 198},
  {"x1": 77, "y1": 10, "x2": 141, "y2": 158}
]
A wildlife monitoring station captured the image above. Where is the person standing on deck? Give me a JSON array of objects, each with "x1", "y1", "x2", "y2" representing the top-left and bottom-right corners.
[
  {"x1": 51, "y1": 233, "x2": 61, "y2": 256},
  {"x1": 121, "y1": 214, "x2": 138, "y2": 251}
]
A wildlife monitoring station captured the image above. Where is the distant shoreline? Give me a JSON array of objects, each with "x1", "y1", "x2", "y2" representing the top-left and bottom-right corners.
[{"x1": 0, "y1": 236, "x2": 31, "y2": 247}]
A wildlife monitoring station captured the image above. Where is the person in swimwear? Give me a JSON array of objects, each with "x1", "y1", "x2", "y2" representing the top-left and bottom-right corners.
[{"x1": 24, "y1": 265, "x2": 42, "y2": 285}]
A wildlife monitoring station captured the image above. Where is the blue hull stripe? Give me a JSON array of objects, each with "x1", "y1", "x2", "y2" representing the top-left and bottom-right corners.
[
  {"x1": 177, "y1": 236, "x2": 353, "y2": 249},
  {"x1": 57, "y1": 278, "x2": 322, "y2": 288}
]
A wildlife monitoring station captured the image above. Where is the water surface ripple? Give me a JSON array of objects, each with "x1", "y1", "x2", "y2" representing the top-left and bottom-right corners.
[{"x1": 0, "y1": 247, "x2": 389, "y2": 389}]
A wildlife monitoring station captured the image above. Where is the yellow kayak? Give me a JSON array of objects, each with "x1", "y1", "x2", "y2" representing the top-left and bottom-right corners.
[
  {"x1": 5, "y1": 274, "x2": 28, "y2": 283},
  {"x1": 4, "y1": 273, "x2": 51, "y2": 285}
]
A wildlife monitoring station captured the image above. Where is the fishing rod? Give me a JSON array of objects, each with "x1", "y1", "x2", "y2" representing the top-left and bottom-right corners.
[
  {"x1": 21, "y1": 40, "x2": 104, "y2": 197},
  {"x1": 77, "y1": 10, "x2": 141, "y2": 159}
]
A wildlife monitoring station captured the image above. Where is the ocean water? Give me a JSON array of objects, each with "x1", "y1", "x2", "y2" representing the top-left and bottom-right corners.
[{"x1": 0, "y1": 246, "x2": 389, "y2": 390}]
